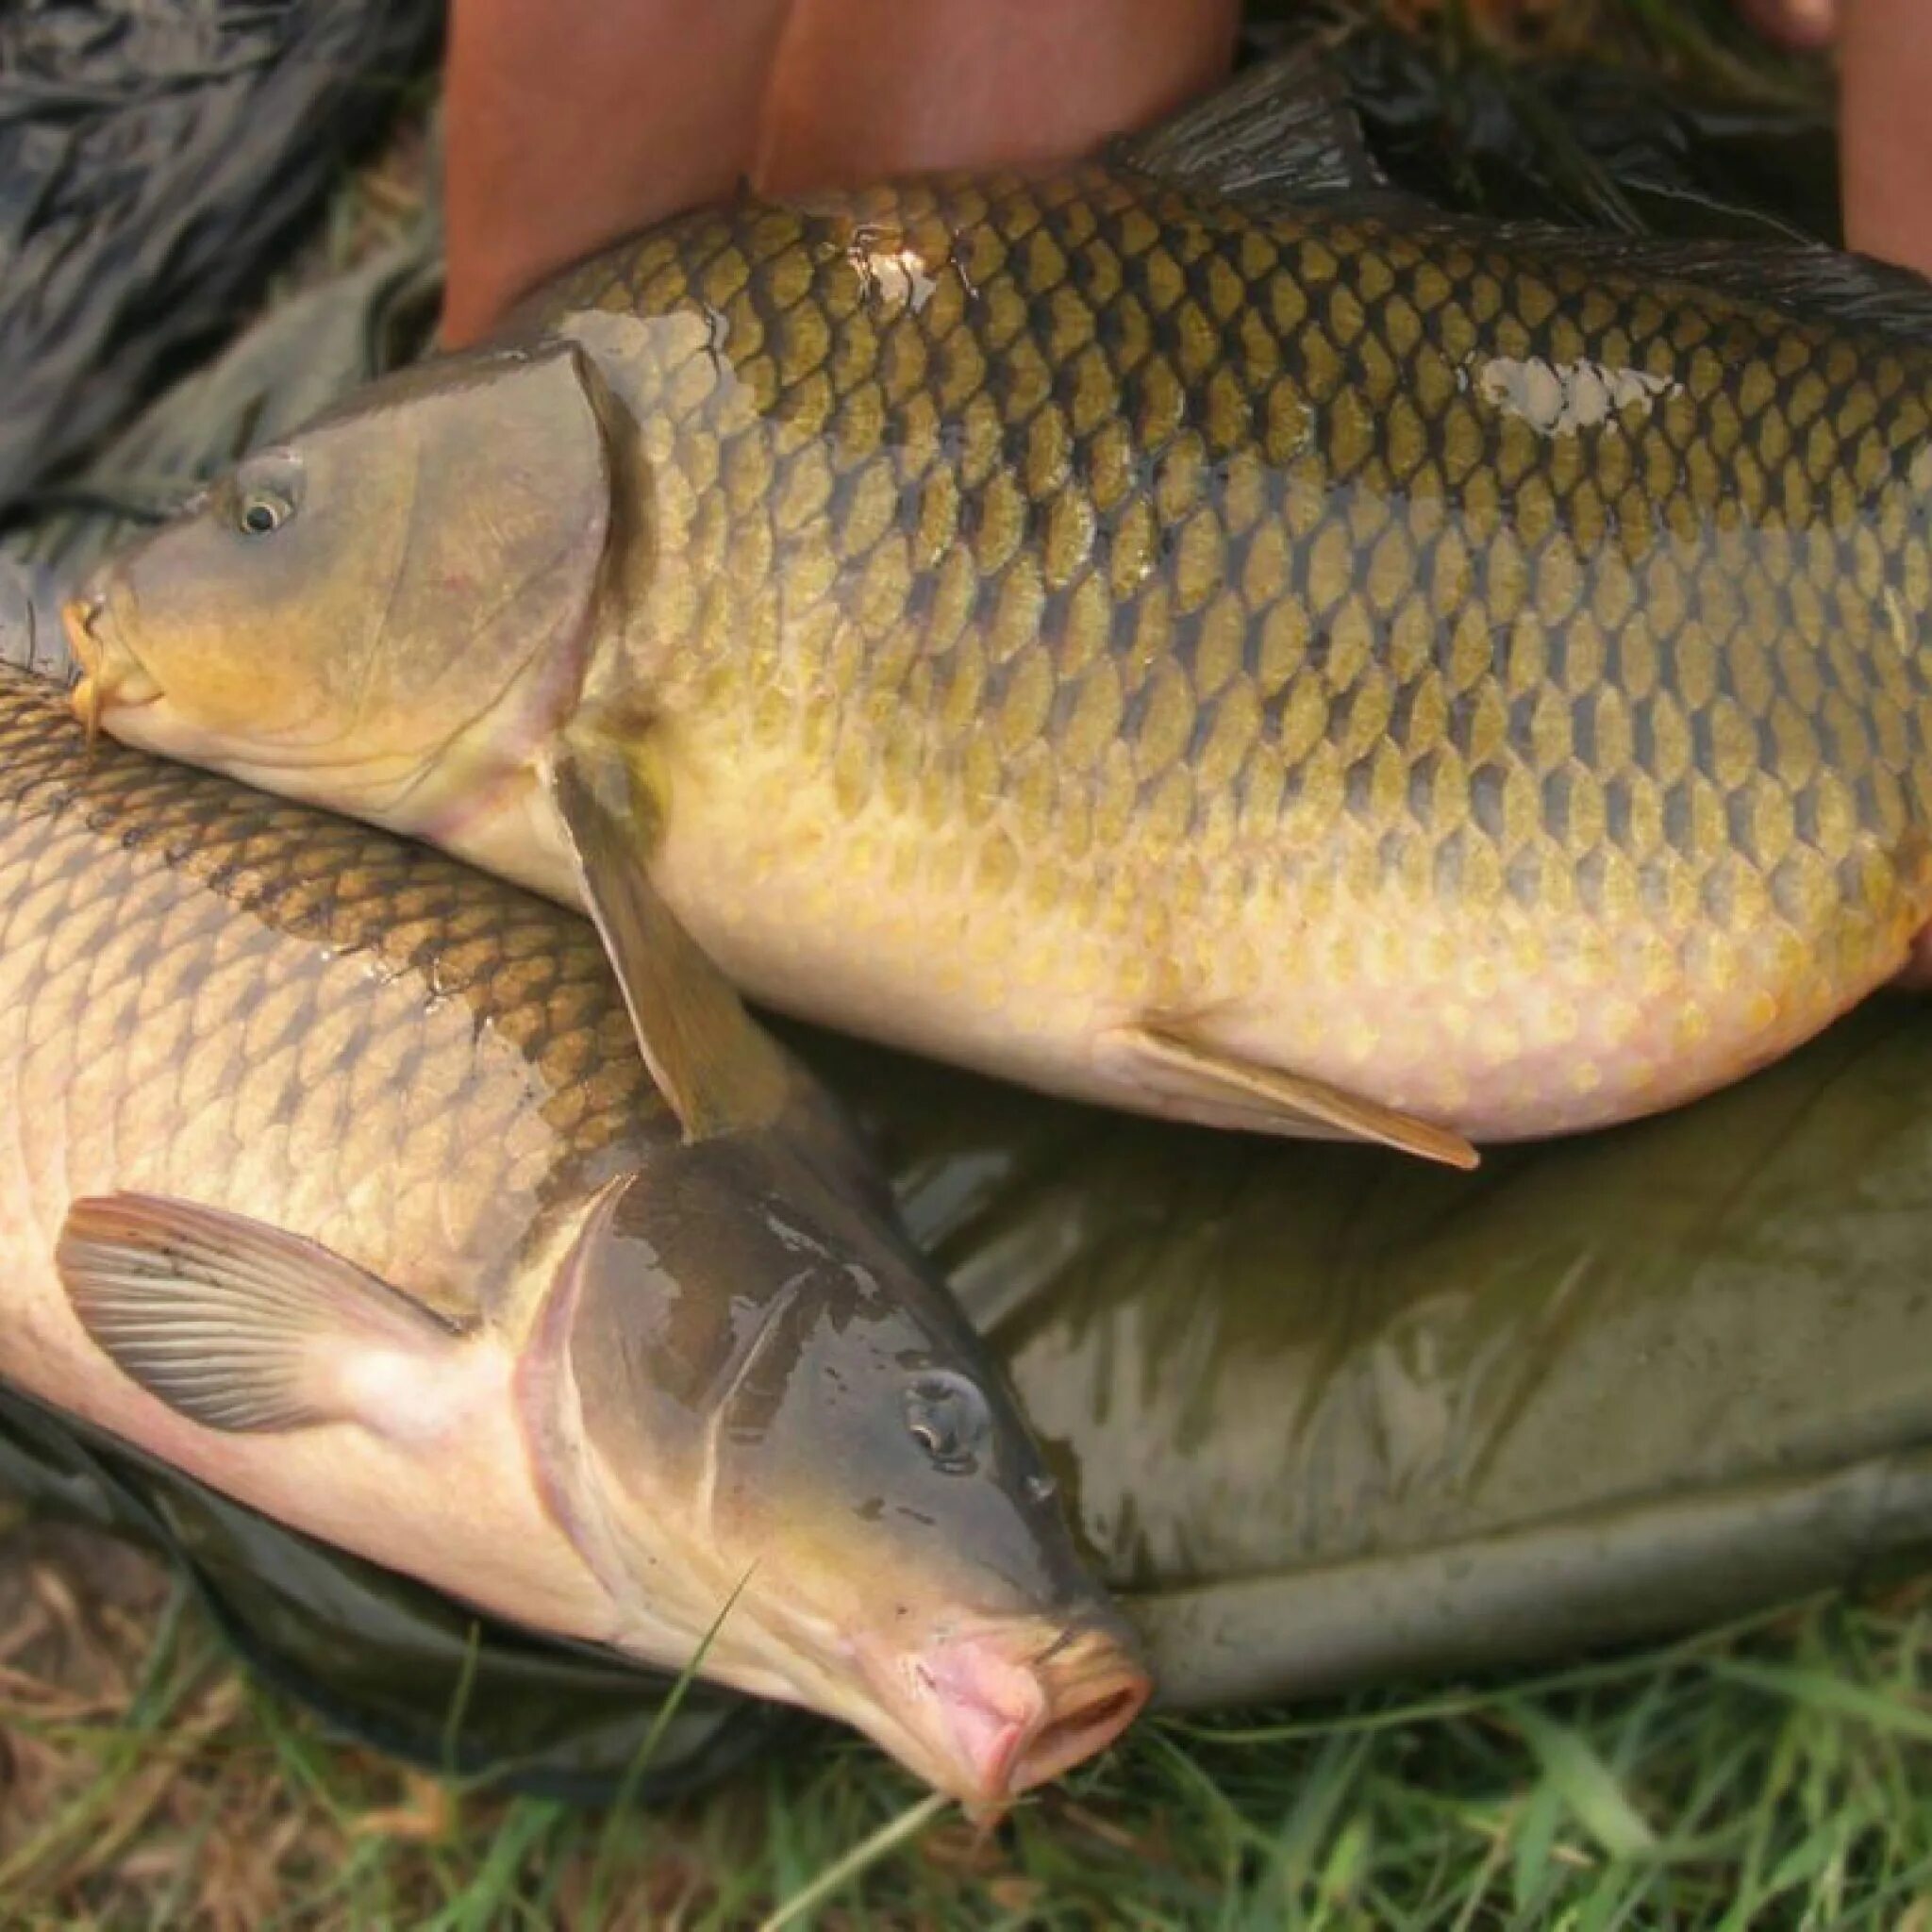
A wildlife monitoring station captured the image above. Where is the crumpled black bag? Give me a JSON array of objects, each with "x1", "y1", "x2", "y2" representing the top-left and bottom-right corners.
[
  {"x1": 1281, "y1": 4, "x2": 1840, "y2": 246},
  {"x1": 0, "y1": 0, "x2": 442, "y2": 525},
  {"x1": 7, "y1": 7, "x2": 1932, "y2": 1807}
]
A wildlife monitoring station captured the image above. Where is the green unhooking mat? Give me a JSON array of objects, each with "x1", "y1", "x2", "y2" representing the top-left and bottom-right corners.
[{"x1": 4, "y1": 8, "x2": 1927, "y2": 1804}]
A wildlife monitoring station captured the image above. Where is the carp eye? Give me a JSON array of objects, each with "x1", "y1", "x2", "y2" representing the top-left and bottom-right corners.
[
  {"x1": 231, "y1": 455, "x2": 302, "y2": 538},
  {"x1": 903, "y1": 1371, "x2": 991, "y2": 1474},
  {"x1": 236, "y1": 489, "x2": 292, "y2": 537}
]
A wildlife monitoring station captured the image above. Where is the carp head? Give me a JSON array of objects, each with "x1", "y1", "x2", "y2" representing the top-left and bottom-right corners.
[
  {"x1": 525, "y1": 1113, "x2": 1150, "y2": 1810},
  {"x1": 65, "y1": 341, "x2": 619, "y2": 863}
]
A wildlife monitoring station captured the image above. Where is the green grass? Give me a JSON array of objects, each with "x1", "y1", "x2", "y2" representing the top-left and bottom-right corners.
[{"x1": 7, "y1": 1517, "x2": 1932, "y2": 1927}]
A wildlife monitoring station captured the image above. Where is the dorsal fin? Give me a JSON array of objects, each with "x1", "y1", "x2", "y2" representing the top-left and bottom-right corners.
[
  {"x1": 1113, "y1": 47, "x2": 1386, "y2": 202},
  {"x1": 1461, "y1": 216, "x2": 1932, "y2": 345},
  {"x1": 1117, "y1": 52, "x2": 1932, "y2": 349}
]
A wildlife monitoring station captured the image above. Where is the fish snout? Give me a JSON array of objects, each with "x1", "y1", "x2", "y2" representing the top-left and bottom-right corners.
[
  {"x1": 61, "y1": 588, "x2": 108, "y2": 677},
  {"x1": 62, "y1": 582, "x2": 158, "y2": 734},
  {"x1": 912, "y1": 1616, "x2": 1151, "y2": 1809}
]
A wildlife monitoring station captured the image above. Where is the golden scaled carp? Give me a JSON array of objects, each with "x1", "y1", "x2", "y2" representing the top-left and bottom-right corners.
[
  {"x1": 65, "y1": 56, "x2": 1932, "y2": 1167},
  {"x1": 0, "y1": 660, "x2": 1146, "y2": 1805}
]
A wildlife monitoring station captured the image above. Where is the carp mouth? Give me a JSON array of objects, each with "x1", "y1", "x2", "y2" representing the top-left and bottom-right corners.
[
  {"x1": 847, "y1": 1612, "x2": 1152, "y2": 1809},
  {"x1": 689, "y1": 1574, "x2": 1150, "y2": 1806},
  {"x1": 64, "y1": 585, "x2": 161, "y2": 739},
  {"x1": 911, "y1": 1619, "x2": 1152, "y2": 1806}
]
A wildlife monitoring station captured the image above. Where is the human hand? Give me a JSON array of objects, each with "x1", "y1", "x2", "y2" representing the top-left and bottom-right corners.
[
  {"x1": 441, "y1": 0, "x2": 1239, "y2": 346},
  {"x1": 1741, "y1": 0, "x2": 1932, "y2": 281}
]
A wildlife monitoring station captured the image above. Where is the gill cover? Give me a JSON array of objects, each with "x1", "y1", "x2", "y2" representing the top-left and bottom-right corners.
[{"x1": 554, "y1": 1132, "x2": 1100, "y2": 1632}]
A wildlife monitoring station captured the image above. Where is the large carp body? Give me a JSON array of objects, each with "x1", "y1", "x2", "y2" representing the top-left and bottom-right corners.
[
  {"x1": 68, "y1": 57, "x2": 1932, "y2": 1169},
  {"x1": 0, "y1": 668, "x2": 1145, "y2": 1804}
]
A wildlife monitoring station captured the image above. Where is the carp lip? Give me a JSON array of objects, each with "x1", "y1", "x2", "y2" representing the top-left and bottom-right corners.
[
  {"x1": 63, "y1": 586, "x2": 159, "y2": 736},
  {"x1": 896, "y1": 1617, "x2": 1152, "y2": 1809}
]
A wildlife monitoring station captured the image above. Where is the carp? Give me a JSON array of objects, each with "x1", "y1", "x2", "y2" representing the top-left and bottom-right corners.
[
  {"x1": 65, "y1": 57, "x2": 1932, "y2": 1165},
  {"x1": 0, "y1": 660, "x2": 1145, "y2": 1805}
]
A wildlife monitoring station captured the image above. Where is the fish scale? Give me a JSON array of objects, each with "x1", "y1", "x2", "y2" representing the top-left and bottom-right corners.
[
  {"x1": 0, "y1": 673, "x2": 649, "y2": 1312},
  {"x1": 526, "y1": 155, "x2": 1932, "y2": 1138}
]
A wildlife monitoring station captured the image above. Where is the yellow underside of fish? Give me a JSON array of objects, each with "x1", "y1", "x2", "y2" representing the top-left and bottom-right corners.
[{"x1": 647, "y1": 714, "x2": 1932, "y2": 1141}]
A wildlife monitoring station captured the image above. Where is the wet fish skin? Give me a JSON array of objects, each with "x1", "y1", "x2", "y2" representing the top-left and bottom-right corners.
[
  {"x1": 530, "y1": 165, "x2": 1932, "y2": 1141},
  {"x1": 70, "y1": 90, "x2": 1932, "y2": 1152},
  {"x1": 0, "y1": 665, "x2": 1146, "y2": 1803}
]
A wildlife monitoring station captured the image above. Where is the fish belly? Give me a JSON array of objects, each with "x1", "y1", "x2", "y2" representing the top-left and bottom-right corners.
[
  {"x1": 648, "y1": 741, "x2": 1932, "y2": 1142},
  {"x1": 0, "y1": 1198, "x2": 601, "y2": 1641}
]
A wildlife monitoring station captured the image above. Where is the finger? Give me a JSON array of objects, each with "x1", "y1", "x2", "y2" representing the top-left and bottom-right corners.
[
  {"x1": 1734, "y1": 0, "x2": 1840, "y2": 50},
  {"x1": 752, "y1": 0, "x2": 1241, "y2": 193},
  {"x1": 441, "y1": 0, "x2": 792, "y2": 346},
  {"x1": 1841, "y1": 0, "x2": 1932, "y2": 276}
]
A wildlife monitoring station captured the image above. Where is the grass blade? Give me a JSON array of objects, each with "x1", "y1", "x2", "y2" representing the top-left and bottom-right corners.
[
  {"x1": 1506, "y1": 1702, "x2": 1658, "y2": 1860},
  {"x1": 755, "y1": 1790, "x2": 949, "y2": 1932}
]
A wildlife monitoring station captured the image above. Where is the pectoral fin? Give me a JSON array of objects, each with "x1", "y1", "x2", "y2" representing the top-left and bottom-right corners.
[
  {"x1": 548, "y1": 739, "x2": 791, "y2": 1141},
  {"x1": 58, "y1": 1193, "x2": 467, "y2": 1433},
  {"x1": 1111, "y1": 1023, "x2": 1480, "y2": 1171}
]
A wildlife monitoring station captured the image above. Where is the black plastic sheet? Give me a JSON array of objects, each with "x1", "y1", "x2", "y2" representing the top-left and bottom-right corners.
[
  {"x1": 0, "y1": 0, "x2": 442, "y2": 525},
  {"x1": 1307, "y1": 12, "x2": 1840, "y2": 244}
]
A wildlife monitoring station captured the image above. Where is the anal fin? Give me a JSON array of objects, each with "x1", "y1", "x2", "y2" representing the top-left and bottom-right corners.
[
  {"x1": 58, "y1": 1193, "x2": 468, "y2": 1434},
  {"x1": 1112, "y1": 1022, "x2": 1480, "y2": 1171}
]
